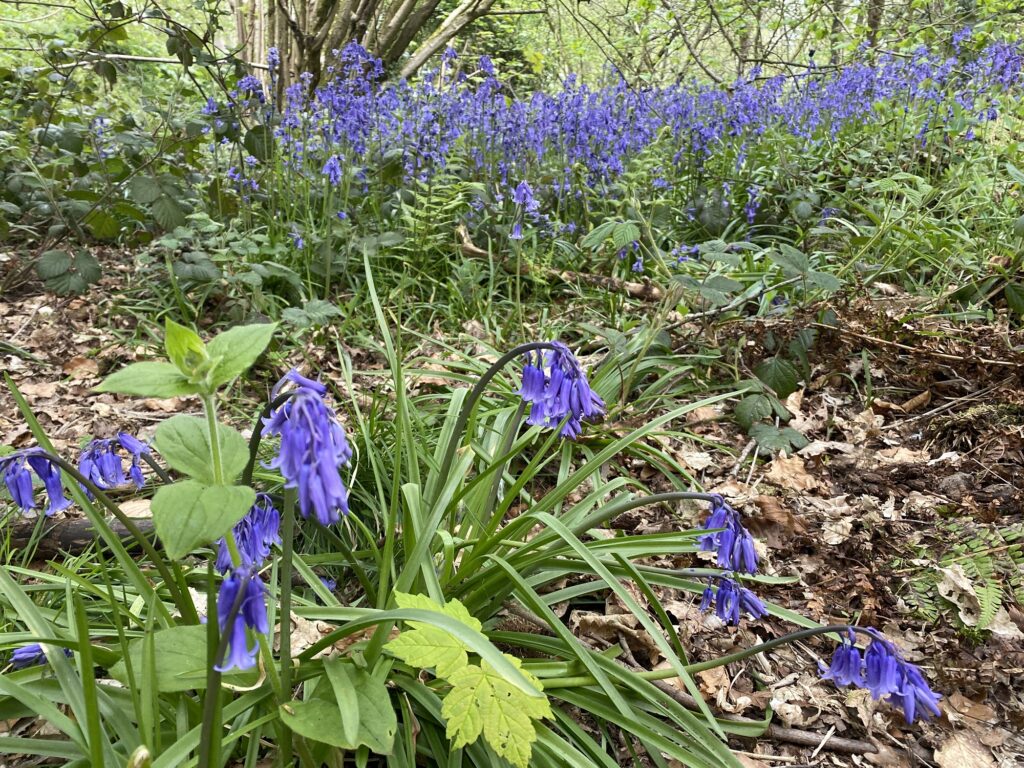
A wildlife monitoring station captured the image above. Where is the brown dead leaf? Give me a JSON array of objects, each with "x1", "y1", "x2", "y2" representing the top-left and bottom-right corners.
[
  {"x1": 798, "y1": 440, "x2": 855, "y2": 457},
  {"x1": 696, "y1": 665, "x2": 729, "y2": 698},
  {"x1": 142, "y1": 397, "x2": 187, "y2": 412},
  {"x1": 63, "y1": 356, "x2": 99, "y2": 379},
  {"x1": 901, "y1": 389, "x2": 931, "y2": 412},
  {"x1": 934, "y1": 730, "x2": 997, "y2": 768},
  {"x1": 765, "y1": 453, "x2": 818, "y2": 492},
  {"x1": 570, "y1": 610, "x2": 661, "y2": 665},
  {"x1": 748, "y1": 495, "x2": 807, "y2": 548},
  {"x1": 119, "y1": 499, "x2": 152, "y2": 519},
  {"x1": 19, "y1": 381, "x2": 59, "y2": 398}
]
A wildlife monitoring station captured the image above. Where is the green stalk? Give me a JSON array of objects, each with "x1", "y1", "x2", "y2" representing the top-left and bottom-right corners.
[
  {"x1": 277, "y1": 490, "x2": 297, "y2": 767},
  {"x1": 540, "y1": 624, "x2": 856, "y2": 689},
  {"x1": 202, "y1": 394, "x2": 224, "y2": 484}
]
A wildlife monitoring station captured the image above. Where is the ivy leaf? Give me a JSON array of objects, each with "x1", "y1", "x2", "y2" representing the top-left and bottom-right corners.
[{"x1": 442, "y1": 656, "x2": 551, "y2": 768}]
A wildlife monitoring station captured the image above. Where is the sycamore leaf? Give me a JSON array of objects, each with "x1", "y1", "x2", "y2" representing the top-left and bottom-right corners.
[
  {"x1": 385, "y1": 592, "x2": 482, "y2": 679},
  {"x1": 442, "y1": 656, "x2": 551, "y2": 768}
]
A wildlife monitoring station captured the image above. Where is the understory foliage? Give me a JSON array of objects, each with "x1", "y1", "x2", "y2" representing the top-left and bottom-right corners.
[{"x1": 0, "y1": 307, "x2": 942, "y2": 766}]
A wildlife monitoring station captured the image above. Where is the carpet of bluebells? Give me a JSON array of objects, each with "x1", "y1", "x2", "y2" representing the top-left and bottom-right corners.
[{"x1": 209, "y1": 34, "x2": 1023, "y2": 275}]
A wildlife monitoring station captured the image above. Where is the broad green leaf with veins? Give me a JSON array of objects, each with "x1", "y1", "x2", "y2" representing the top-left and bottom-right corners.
[
  {"x1": 442, "y1": 656, "x2": 551, "y2": 768},
  {"x1": 385, "y1": 592, "x2": 482, "y2": 679}
]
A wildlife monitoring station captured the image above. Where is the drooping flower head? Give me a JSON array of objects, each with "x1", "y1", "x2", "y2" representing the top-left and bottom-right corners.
[
  {"x1": 215, "y1": 569, "x2": 269, "y2": 672},
  {"x1": 518, "y1": 342, "x2": 605, "y2": 439},
  {"x1": 1, "y1": 449, "x2": 72, "y2": 516},
  {"x1": 699, "y1": 577, "x2": 767, "y2": 625},
  {"x1": 699, "y1": 495, "x2": 759, "y2": 574},
  {"x1": 262, "y1": 370, "x2": 353, "y2": 526},
  {"x1": 216, "y1": 493, "x2": 282, "y2": 573},
  {"x1": 821, "y1": 628, "x2": 942, "y2": 724},
  {"x1": 78, "y1": 434, "x2": 150, "y2": 496},
  {"x1": 10, "y1": 642, "x2": 71, "y2": 669}
]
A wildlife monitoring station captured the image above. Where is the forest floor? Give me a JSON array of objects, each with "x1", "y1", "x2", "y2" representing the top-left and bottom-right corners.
[{"x1": 2, "y1": 262, "x2": 1023, "y2": 768}]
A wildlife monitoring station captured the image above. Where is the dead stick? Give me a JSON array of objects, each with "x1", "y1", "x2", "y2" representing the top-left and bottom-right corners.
[{"x1": 8, "y1": 516, "x2": 154, "y2": 559}]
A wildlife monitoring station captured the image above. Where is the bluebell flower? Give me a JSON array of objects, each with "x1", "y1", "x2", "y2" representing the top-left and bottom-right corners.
[
  {"x1": 267, "y1": 46, "x2": 281, "y2": 71},
  {"x1": 321, "y1": 576, "x2": 337, "y2": 591},
  {"x1": 323, "y1": 155, "x2": 343, "y2": 186},
  {"x1": 699, "y1": 577, "x2": 767, "y2": 625},
  {"x1": 1, "y1": 450, "x2": 71, "y2": 516},
  {"x1": 699, "y1": 495, "x2": 759, "y2": 574},
  {"x1": 216, "y1": 493, "x2": 281, "y2": 573},
  {"x1": 262, "y1": 370, "x2": 353, "y2": 526},
  {"x1": 117, "y1": 433, "x2": 150, "y2": 489},
  {"x1": 821, "y1": 628, "x2": 942, "y2": 723},
  {"x1": 215, "y1": 569, "x2": 269, "y2": 672},
  {"x1": 510, "y1": 222, "x2": 523, "y2": 240},
  {"x1": 78, "y1": 439, "x2": 125, "y2": 490},
  {"x1": 10, "y1": 643, "x2": 71, "y2": 669},
  {"x1": 518, "y1": 342, "x2": 605, "y2": 439}
]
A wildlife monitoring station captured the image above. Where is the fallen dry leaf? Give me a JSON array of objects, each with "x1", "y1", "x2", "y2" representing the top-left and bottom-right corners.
[
  {"x1": 934, "y1": 730, "x2": 997, "y2": 768},
  {"x1": 63, "y1": 356, "x2": 100, "y2": 379},
  {"x1": 765, "y1": 453, "x2": 818, "y2": 491}
]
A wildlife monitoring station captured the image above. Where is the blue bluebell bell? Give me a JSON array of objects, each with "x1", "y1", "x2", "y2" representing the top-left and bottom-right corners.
[
  {"x1": 1, "y1": 450, "x2": 72, "y2": 516},
  {"x1": 216, "y1": 493, "x2": 281, "y2": 573},
  {"x1": 267, "y1": 46, "x2": 281, "y2": 71},
  {"x1": 215, "y1": 569, "x2": 269, "y2": 672},
  {"x1": 78, "y1": 434, "x2": 151, "y2": 496},
  {"x1": 11, "y1": 643, "x2": 47, "y2": 669},
  {"x1": 323, "y1": 155, "x2": 343, "y2": 186},
  {"x1": 117, "y1": 432, "x2": 150, "y2": 488},
  {"x1": 821, "y1": 628, "x2": 942, "y2": 723},
  {"x1": 699, "y1": 577, "x2": 767, "y2": 625},
  {"x1": 699, "y1": 495, "x2": 759, "y2": 574},
  {"x1": 262, "y1": 370, "x2": 353, "y2": 526},
  {"x1": 518, "y1": 342, "x2": 605, "y2": 439}
]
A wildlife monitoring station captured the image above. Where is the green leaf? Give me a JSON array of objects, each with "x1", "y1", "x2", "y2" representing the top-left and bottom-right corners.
[
  {"x1": 807, "y1": 270, "x2": 842, "y2": 293},
  {"x1": 1004, "y1": 282, "x2": 1024, "y2": 316},
  {"x1": 84, "y1": 210, "x2": 120, "y2": 240},
  {"x1": 109, "y1": 625, "x2": 257, "y2": 692},
  {"x1": 768, "y1": 244, "x2": 809, "y2": 276},
  {"x1": 322, "y1": 660, "x2": 397, "y2": 754},
  {"x1": 754, "y1": 357, "x2": 800, "y2": 399},
  {"x1": 611, "y1": 221, "x2": 640, "y2": 249},
  {"x1": 206, "y1": 322, "x2": 276, "y2": 387},
  {"x1": 442, "y1": 656, "x2": 551, "y2": 768},
  {"x1": 154, "y1": 415, "x2": 248, "y2": 484},
  {"x1": 173, "y1": 252, "x2": 221, "y2": 283},
  {"x1": 749, "y1": 424, "x2": 809, "y2": 453},
  {"x1": 35, "y1": 250, "x2": 101, "y2": 295},
  {"x1": 243, "y1": 126, "x2": 274, "y2": 161},
  {"x1": 151, "y1": 480, "x2": 255, "y2": 559},
  {"x1": 35, "y1": 249, "x2": 71, "y2": 280},
  {"x1": 385, "y1": 592, "x2": 482, "y2": 680},
  {"x1": 128, "y1": 175, "x2": 163, "y2": 204},
  {"x1": 152, "y1": 196, "x2": 186, "y2": 230},
  {"x1": 164, "y1": 319, "x2": 208, "y2": 377},
  {"x1": 281, "y1": 299, "x2": 343, "y2": 328},
  {"x1": 734, "y1": 394, "x2": 772, "y2": 430},
  {"x1": 96, "y1": 362, "x2": 199, "y2": 398}
]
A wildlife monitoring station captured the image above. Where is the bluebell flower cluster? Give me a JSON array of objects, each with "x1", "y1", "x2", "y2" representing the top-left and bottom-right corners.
[
  {"x1": 79, "y1": 433, "x2": 151, "y2": 495},
  {"x1": 822, "y1": 628, "x2": 942, "y2": 724},
  {"x1": 216, "y1": 493, "x2": 282, "y2": 573},
  {"x1": 212, "y1": 494, "x2": 281, "y2": 672},
  {"x1": 1, "y1": 449, "x2": 71, "y2": 516},
  {"x1": 700, "y1": 577, "x2": 768, "y2": 625},
  {"x1": 215, "y1": 568, "x2": 270, "y2": 672},
  {"x1": 518, "y1": 342, "x2": 605, "y2": 439},
  {"x1": 10, "y1": 643, "x2": 71, "y2": 669},
  {"x1": 262, "y1": 369, "x2": 353, "y2": 526},
  {"x1": 699, "y1": 494, "x2": 759, "y2": 574}
]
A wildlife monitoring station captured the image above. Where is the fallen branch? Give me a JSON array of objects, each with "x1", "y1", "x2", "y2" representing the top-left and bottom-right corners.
[{"x1": 8, "y1": 515, "x2": 154, "y2": 559}]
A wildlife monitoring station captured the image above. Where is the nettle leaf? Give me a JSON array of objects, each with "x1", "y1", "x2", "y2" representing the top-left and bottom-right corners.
[
  {"x1": 749, "y1": 423, "x2": 809, "y2": 453},
  {"x1": 281, "y1": 299, "x2": 344, "y2": 328},
  {"x1": 769, "y1": 244, "x2": 809, "y2": 276},
  {"x1": 151, "y1": 480, "x2": 254, "y2": 559},
  {"x1": 1005, "y1": 282, "x2": 1024, "y2": 316},
  {"x1": 154, "y1": 415, "x2": 248, "y2": 484},
  {"x1": 35, "y1": 250, "x2": 101, "y2": 295},
  {"x1": 109, "y1": 625, "x2": 257, "y2": 692},
  {"x1": 442, "y1": 657, "x2": 551, "y2": 768},
  {"x1": 96, "y1": 361, "x2": 199, "y2": 398},
  {"x1": 735, "y1": 394, "x2": 772, "y2": 430},
  {"x1": 385, "y1": 592, "x2": 482, "y2": 679},
  {"x1": 754, "y1": 357, "x2": 800, "y2": 399},
  {"x1": 128, "y1": 175, "x2": 163, "y2": 204},
  {"x1": 173, "y1": 252, "x2": 221, "y2": 282},
  {"x1": 84, "y1": 210, "x2": 120, "y2": 240},
  {"x1": 612, "y1": 221, "x2": 641, "y2": 249},
  {"x1": 206, "y1": 322, "x2": 276, "y2": 387},
  {"x1": 152, "y1": 196, "x2": 187, "y2": 229}
]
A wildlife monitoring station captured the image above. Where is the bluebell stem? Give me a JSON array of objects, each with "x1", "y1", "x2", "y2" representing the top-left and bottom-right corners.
[
  {"x1": 216, "y1": 493, "x2": 281, "y2": 573},
  {"x1": 1, "y1": 450, "x2": 72, "y2": 516},
  {"x1": 262, "y1": 370, "x2": 353, "y2": 526},
  {"x1": 699, "y1": 495, "x2": 759, "y2": 574},
  {"x1": 699, "y1": 577, "x2": 768, "y2": 625},
  {"x1": 214, "y1": 569, "x2": 269, "y2": 672},
  {"x1": 821, "y1": 628, "x2": 942, "y2": 723},
  {"x1": 518, "y1": 341, "x2": 605, "y2": 439}
]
